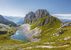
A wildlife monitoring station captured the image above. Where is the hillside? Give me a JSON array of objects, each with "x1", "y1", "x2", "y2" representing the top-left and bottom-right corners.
[{"x1": 21, "y1": 9, "x2": 71, "y2": 50}]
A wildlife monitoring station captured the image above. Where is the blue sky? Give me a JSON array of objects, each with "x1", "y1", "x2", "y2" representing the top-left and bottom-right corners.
[{"x1": 0, "y1": 0, "x2": 71, "y2": 18}]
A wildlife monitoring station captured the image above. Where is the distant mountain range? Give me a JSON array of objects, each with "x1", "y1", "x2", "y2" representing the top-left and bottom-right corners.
[
  {"x1": 4, "y1": 16, "x2": 24, "y2": 25},
  {"x1": 0, "y1": 15, "x2": 17, "y2": 26},
  {"x1": 52, "y1": 15, "x2": 71, "y2": 23},
  {"x1": 61, "y1": 19, "x2": 71, "y2": 22},
  {"x1": 0, "y1": 14, "x2": 71, "y2": 27}
]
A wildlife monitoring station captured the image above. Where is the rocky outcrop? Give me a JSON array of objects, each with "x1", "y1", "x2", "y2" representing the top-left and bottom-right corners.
[
  {"x1": 24, "y1": 12, "x2": 35, "y2": 24},
  {"x1": 35, "y1": 9, "x2": 50, "y2": 18},
  {"x1": 24, "y1": 9, "x2": 50, "y2": 25},
  {"x1": 0, "y1": 23, "x2": 16, "y2": 39},
  {"x1": 0, "y1": 24, "x2": 11, "y2": 31},
  {"x1": 0, "y1": 15, "x2": 17, "y2": 26},
  {"x1": 0, "y1": 24, "x2": 15, "y2": 34}
]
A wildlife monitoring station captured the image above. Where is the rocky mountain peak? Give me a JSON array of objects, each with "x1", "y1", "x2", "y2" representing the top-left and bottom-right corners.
[
  {"x1": 25, "y1": 11, "x2": 35, "y2": 20},
  {"x1": 35, "y1": 9, "x2": 50, "y2": 18},
  {"x1": 24, "y1": 9, "x2": 51, "y2": 24}
]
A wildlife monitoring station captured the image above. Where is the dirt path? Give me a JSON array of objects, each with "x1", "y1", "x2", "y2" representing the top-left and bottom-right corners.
[{"x1": 24, "y1": 44, "x2": 69, "y2": 49}]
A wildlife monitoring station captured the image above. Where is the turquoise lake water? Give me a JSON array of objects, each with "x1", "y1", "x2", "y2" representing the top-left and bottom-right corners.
[{"x1": 11, "y1": 31, "x2": 29, "y2": 42}]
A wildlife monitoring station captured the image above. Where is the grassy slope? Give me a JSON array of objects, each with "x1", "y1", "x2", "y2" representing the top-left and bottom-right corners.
[
  {"x1": 31, "y1": 16, "x2": 61, "y2": 42},
  {"x1": 22, "y1": 16, "x2": 71, "y2": 50}
]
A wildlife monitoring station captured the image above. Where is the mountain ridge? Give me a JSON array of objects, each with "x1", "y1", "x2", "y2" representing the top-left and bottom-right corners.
[
  {"x1": 0, "y1": 15, "x2": 17, "y2": 26},
  {"x1": 4, "y1": 16, "x2": 24, "y2": 25},
  {"x1": 23, "y1": 9, "x2": 62, "y2": 42}
]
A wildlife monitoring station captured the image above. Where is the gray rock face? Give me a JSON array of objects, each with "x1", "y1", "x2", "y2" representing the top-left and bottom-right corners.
[
  {"x1": 24, "y1": 12, "x2": 36, "y2": 23},
  {"x1": 0, "y1": 24, "x2": 10, "y2": 31},
  {"x1": 35, "y1": 9, "x2": 50, "y2": 18},
  {"x1": 0, "y1": 23, "x2": 16, "y2": 40},
  {"x1": 0, "y1": 23, "x2": 13, "y2": 35},
  {"x1": 24, "y1": 9, "x2": 50, "y2": 25}
]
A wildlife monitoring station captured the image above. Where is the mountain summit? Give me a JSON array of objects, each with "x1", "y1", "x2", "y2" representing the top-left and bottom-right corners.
[
  {"x1": 24, "y1": 9, "x2": 51, "y2": 26},
  {"x1": 24, "y1": 9, "x2": 61, "y2": 28},
  {"x1": 23, "y1": 9, "x2": 62, "y2": 42}
]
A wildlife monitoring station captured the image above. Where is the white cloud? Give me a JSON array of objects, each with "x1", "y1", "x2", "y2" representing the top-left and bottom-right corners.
[
  {"x1": 53, "y1": 14, "x2": 71, "y2": 17},
  {"x1": 52, "y1": 14, "x2": 71, "y2": 19},
  {"x1": 0, "y1": 10, "x2": 25, "y2": 17}
]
